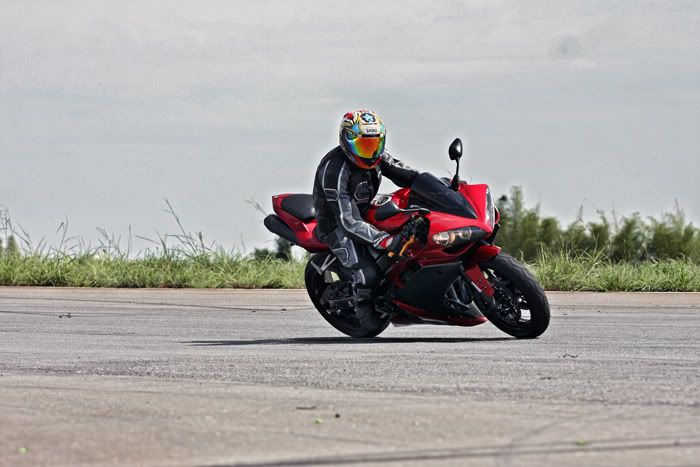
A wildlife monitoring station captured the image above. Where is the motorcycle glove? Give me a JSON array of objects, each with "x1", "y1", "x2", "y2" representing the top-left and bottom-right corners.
[{"x1": 376, "y1": 235, "x2": 401, "y2": 251}]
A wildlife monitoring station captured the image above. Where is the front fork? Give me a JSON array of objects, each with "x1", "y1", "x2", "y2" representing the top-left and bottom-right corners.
[{"x1": 462, "y1": 243, "x2": 500, "y2": 310}]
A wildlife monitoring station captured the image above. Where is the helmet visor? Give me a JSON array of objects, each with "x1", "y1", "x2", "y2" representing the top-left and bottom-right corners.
[{"x1": 348, "y1": 135, "x2": 385, "y2": 162}]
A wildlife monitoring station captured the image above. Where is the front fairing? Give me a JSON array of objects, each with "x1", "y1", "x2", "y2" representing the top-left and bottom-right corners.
[
  {"x1": 366, "y1": 176, "x2": 495, "y2": 261},
  {"x1": 408, "y1": 173, "x2": 478, "y2": 218}
]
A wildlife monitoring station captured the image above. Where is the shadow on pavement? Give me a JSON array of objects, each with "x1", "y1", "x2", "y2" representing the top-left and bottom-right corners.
[{"x1": 185, "y1": 336, "x2": 514, "y2": 346}]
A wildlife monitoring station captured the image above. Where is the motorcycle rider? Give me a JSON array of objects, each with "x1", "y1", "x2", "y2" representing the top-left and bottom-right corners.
[{"x1": 312, "y1": 110, "x2": 419, "y2": 317}]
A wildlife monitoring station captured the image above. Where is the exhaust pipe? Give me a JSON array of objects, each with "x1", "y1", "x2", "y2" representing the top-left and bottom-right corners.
[{"x1": 264, "y1": 214, "x2": 300, "y2": 245}]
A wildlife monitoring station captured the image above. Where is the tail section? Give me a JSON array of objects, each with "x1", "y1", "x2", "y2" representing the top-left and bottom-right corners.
[{"x1": 263, "y1": 194, "x2": 328, "y2": 253}]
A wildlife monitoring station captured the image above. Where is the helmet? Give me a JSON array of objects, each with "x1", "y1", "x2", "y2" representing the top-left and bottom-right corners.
[{"x1": 339, "y1": 110, "x2": 386, "y2": 169}]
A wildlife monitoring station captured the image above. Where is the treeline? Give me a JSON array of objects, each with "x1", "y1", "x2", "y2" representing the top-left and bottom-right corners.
[{"x1": 496, "y1": 186, "x2": 700, "y2": 263}]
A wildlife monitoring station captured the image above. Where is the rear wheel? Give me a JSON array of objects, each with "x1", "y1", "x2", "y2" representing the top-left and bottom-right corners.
[
  {"x1": 476, "y1": 253, "x2": 550, "y2": 338},
  {"x1": 304, "y1": 254, "x2": 391, "y2": 338}
]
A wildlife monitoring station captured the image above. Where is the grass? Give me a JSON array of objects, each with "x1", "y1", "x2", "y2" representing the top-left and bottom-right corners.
[
  {"x1": 0, "y1": 253, "x2": 306, "y2": 289},
  {"x1": 532, "y1": 252, "x2": 700, "y2": 292},
  {"x1": 0, "y1": 201, "x2": 698, "y2": 291},
  {"x1": 0, "y1": 200, "x2": 307, "y2": 289},
  {"x1": 1, "y1": 250, "x2": 699, "y2": 291}
]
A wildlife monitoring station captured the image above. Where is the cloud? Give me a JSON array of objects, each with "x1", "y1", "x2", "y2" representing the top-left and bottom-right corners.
[{"x1": 1, "y1": 0, "x2": 698, "y2": 248}]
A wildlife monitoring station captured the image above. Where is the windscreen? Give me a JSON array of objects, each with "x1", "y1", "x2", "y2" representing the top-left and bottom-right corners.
[{"x1": 408, "y1": 173, "x2": 478, "y2": 218}]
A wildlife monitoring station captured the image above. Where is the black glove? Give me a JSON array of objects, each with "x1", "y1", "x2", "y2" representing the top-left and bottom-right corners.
[{"x1": 401, "y1": 216, "x2": 428, "y2": 243}]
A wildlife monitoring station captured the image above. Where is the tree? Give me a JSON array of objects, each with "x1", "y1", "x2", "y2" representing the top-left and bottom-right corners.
[
  {"x1": 252, "y1": 247, "x2": 275, "y2": 260},
  {"x1": 610, "y1": 214, "x2": 646, "y2": 261},
  {"x1": 496, "y1": 187, "x2": 528, "y2": 258},
  {"x1": 496, "y1": 187, "x2": 550, "y2": 261},
  {"x1": 275, "y1": 237, "x2": 293, "y2": 261},
  {"x1": 648, "y1": 205, "x2": 696, "y2": 260},
  {"x1": 251, "y1": 238, "x2": 293, "y2": 261},
  {"x1": 587, "y1": 214, "x2": 611, "y2": 253},
  {"x1": 5, "y1": 235, "x2": 19, "y2": 257},
  {"x1": 538, "y1": 217, "x2": 561, "y2": 254}
]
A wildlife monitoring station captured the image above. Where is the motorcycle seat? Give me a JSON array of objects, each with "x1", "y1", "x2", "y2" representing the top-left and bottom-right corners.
[{"x1": 281, "y1": 194, "x2": 316, "y2": 222}]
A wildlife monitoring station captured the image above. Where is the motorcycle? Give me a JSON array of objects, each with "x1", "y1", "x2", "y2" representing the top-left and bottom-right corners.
[{"x1": 264, "y1": 138, "x2": 550, "y2": 339}]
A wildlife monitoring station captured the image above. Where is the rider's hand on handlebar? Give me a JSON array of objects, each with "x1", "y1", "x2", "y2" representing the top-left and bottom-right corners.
[
  {"x1": 376, "y1": 217, "x2": 428, "y2": 258},
  {"x1": 377, "y1": 235, "x2": 411, "y2": 260},
  {"x1": 401, "y1": 216, "x2": 429, "y2": 243}
]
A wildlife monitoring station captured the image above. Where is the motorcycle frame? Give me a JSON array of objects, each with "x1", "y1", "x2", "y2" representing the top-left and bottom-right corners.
[{"x1": 268, "y1": 182, "x2": 502, "y2": 327}]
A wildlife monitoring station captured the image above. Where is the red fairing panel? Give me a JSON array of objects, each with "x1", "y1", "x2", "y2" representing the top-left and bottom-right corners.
[
  {"x1": 365, "y1": 189, "x2": 412, "y2": 233},
  {"x1": 392, "y1": 300, "x2": 487, "y2": 327},
  {"x1": 369, "y1": 182, "x2": 501, "y2": 287},
  {"x1": 459, "y1": 184, "x2": 488, "y2": 219},
  {"x1": 464, "y1": 244, "x2": 501, "y2": 267},
  {"x1": 272, "y1": 194, "x2": 328, "y2": 252},
  {"x1": 407, "y1": 183, "x2": 495, "y2": 262}
]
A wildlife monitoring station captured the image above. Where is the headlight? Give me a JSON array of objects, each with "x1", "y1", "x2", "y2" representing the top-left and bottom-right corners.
[
  {"x1": 432, "y1": 226, "x2": 487, "y2": 247},
  {"x1": 484, "y1": 188, "x2": 495, "y2": 228}
]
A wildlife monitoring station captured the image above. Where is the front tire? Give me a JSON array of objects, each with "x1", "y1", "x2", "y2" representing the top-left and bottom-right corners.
[
  {"x1": 478, "y1": 253, "x2": 550, "y2": 338},
  {"x1": 304, "y1": 254, "x2": 391, "y2": 338}
]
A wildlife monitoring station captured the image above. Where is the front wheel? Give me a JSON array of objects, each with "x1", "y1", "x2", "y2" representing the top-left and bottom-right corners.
[
  {"x1": 477, "y1": 253, "x2": 550, "y2": 339},
  {"x1": 304, "y1": 254, "x2": 391, "y2": 338}
]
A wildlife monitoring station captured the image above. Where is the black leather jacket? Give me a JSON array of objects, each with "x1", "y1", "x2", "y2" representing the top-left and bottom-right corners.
[{"x1": 313, "y1": 146, "x2": 419, "y2": 246}]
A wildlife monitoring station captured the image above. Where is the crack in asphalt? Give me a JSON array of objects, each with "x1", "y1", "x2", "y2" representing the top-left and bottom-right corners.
[{"x1": 201, "y1": 436, "x2": 700, "y2": 466}]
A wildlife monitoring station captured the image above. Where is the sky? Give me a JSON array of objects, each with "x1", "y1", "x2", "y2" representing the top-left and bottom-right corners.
[{"x1": 1, "y1": 0, "x2": 699, "y2": 254}]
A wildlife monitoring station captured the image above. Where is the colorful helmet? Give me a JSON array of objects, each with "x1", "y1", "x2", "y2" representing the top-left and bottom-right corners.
[{"x1": 339, "y1": 110, "x2": 386, "y2": 169}]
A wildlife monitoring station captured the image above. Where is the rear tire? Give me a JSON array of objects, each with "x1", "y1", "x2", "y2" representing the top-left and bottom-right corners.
[
  {"x1": 304, "y1": 254, "x2": 391, "y2": 338},
  {"x1": 478, "y1": 253, "x2": 550, "y2": 338}
]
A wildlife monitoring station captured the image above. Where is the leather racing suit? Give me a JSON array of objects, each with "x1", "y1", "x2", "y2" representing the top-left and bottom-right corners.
[{"x1": 312, "y1": 146, "x2": 419, "y2": 291}]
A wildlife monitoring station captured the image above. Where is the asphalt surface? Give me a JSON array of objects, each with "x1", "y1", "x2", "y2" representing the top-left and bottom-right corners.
[{"x1": 0, "y1": 288, "x2": 699, "y2": 467}]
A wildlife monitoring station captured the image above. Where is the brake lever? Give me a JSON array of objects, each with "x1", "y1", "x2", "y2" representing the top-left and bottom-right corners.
[{"x1": 388, "y1": 234, "x2": 417, "y2": 259}]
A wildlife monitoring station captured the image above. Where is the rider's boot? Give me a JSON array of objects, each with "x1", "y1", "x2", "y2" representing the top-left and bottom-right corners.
[{"x1": 352, "y1": 286, "x2": 378, "y2": 329}]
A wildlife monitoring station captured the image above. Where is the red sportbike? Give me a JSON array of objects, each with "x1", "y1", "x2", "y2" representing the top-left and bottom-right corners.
[{"x1": 264, "y1": 139, "x2": 550, "y2": 339}]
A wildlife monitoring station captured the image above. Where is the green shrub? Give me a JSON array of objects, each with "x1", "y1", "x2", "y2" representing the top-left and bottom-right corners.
[
  {"x1": 648, "y1": 207, "x2": 698, "y2": 260},
  {"x1": 496, "y1": 187, "x2": 699, "y2": 264}
]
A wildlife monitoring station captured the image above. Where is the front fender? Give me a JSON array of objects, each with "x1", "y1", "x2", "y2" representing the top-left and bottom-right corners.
[
  {"x1": 463, "y1": 243, "x2": 501, "y2": 268},
  {"x1": 462, "y1": 243, "x2": 501, "y2": 299}
]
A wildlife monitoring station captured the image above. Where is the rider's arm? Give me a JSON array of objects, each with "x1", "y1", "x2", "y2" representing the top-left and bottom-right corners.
[
  {"x1": 380, "y1": 152, "x2": 419, "y2": 188},
  {"x1": 322, "y1": 159, "x2": 390, "y2": 247}
]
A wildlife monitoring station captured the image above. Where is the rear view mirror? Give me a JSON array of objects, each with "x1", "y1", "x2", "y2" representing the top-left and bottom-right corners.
[
  {"x1": 375, "y1": 201, "x2": 402, "y2": 221},
  {"x1": 449, "y1": 138, "x2": 463, "y2": 161}
]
